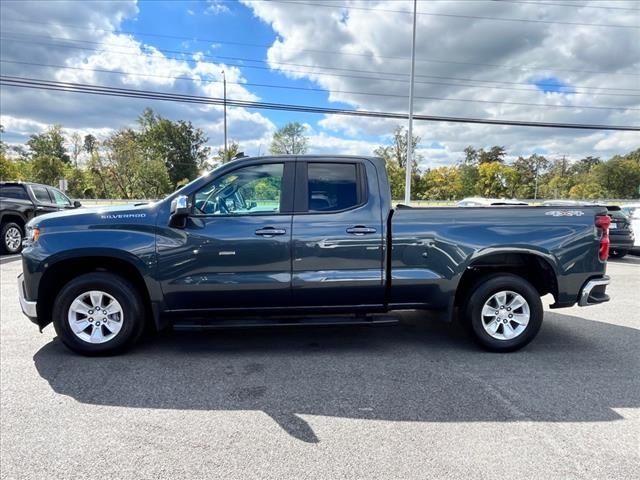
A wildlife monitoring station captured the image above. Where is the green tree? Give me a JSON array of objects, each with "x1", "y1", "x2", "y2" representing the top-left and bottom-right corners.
[
  {"x1": 25, "y1": 125, "x2": 70, "y2": 185},
  {"x1": 269, "y1": 122, "x2": 308, "y2": 155},
  {"x1": 83, "y1": 134, "x2": 98, "y2": 154},
  {"x1": 31, "y1": 155, "x2": 65, "y2": 186},
  {"x1": 27, "y1": 125, "x2": 70, "y2": 163},
  {"x1": 0, "y1": 151, "x2": 19, "y2": 180},
  {"x1": 70, "y1": 132, "x2": 82, "y2": 167},
  {"x1": 570, "y1": 156, "x2": 601, "y2": 176},
  {"x1": 595, "y1": 150, "x2": 640, "y2": 199},
  {"x1": 373, "y1": 126, "x2": 422, "y2": 200},
  {"x1": 103, "y1": 129, "x2": 171, "y2": 199},
  {"x1": 538, "y1": 156, "x2": 573, "y2": 199},
  {"x1": 464, "y1": 146, "x2": 506, "y2": 165},
  {"x1": 477, "y1": 162, "x2": 516, "y2": 198},
  {"x1": 458, "y1": 164, "x2": 479, "y2": 197},
  {"x1": 63, "y1": 164, "x2": 91, "y2": 198},
  {"x1": 568, "y1": 175, "x2": 605, "y2": 200},
  {"x1": 138, "y1": 108, "x2": 210, "y2": 188},
  {"x1": 511, "y1": 154, "x2": 549, "y2": 199},
  {"x1": 421, "y1": 166, "x2": 462, "y2": 200},
  {"x1": 216, "y1": 140, "x2": 241, "y2": 164}
]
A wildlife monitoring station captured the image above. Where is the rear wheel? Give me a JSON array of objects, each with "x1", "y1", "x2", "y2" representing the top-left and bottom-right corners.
[
  {"x1": 53, "y1": 272, "x2": 145, "y2": 355},
  {"x1": 1, "y1": 222, "x2": 23, "y2": 254},
  {"x1": 609, "y1": 249, "x2": 628, "y2": 258},
  {"x1": 464, "y1": 274, "x2": 543, "y2": 352}
]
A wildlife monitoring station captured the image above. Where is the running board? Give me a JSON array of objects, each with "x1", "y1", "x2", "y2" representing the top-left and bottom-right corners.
[{"x1": 172, "y1": 314, "x2": 399, "y2": 330}]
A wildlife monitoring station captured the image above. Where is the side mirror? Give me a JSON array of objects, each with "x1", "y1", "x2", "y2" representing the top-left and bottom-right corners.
[
  {"x1": 169, "y1": 195, "x2": 190, "y2": 227},
  {"x1": 73, "y1": 200, "x2": 82, "y2": 208}
]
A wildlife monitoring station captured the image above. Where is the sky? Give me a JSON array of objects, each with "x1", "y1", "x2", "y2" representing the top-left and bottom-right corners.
[{"x1": 0, "y1": 0, "x2": 639, "y2": 169}]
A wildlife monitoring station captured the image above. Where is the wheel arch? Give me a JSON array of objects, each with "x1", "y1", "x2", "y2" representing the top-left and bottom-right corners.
[
  {"x1": 453, "y1": 249, "x2": 559, "y2": 314},
  {"x1": 0, "y1": 212, "x2": 27, "y2": 229},
  {"x1": 37, "y1": 251, "x2": 163, "y2": 331}
]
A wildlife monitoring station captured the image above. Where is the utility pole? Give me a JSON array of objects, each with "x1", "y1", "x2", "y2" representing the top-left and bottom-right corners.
[
  {"x1": 222, "y1": 70, "x2": 228, "y2": 162},
  {"x1": 534, "y1": 156, "x2": 539, "y2": 201},
  {"x1": 404, "y1": 0, "x2": 417, "y2": 205}
]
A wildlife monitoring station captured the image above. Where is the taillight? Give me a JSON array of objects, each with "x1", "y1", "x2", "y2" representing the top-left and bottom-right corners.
[{"x1": 595, "y1": 215, "x2": 611, "y2": 261}]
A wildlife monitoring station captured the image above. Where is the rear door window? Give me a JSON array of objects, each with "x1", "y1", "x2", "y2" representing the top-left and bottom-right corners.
[
  {"x1": 30, "y1": 185, "x2": 53, "y2": 203},
  {"x1": 307, "y1": 163, "x2": 362, "y2": 212},
  {"x1": 0, "y1": 185, "x2": 29, "y2": 200}
]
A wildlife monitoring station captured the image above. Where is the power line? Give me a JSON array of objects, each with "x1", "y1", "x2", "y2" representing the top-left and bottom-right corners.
[
  {"x1": 4, "y1": 58, "x2": 639, "y2": 100},
  {"x1": 268, "y1": 0, "x2": 640, "y2": 28},
  {"x1": 1, "y1": 75, "x2": 638, "y2": 131},
  {"x1": 4, "y1": 30, "x2": 639, "y2": 79},
  {"x1": 2, "y1": 18, "x2": 638, "y2": 77},
  {"x1": 3, "y1": 35, "x2": 639, "y2": 93},
  {"x1": 489, "y1": 0, "x2": 640, "y2": 11},
  {"x1": 3, "y1": 59, "x2": 637, "y2": 111}
]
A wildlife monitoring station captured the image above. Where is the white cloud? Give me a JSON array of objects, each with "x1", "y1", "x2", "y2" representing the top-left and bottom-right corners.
[
  {"x1": 241, "y1": 0, "x2": 640, "y2": 162},
  {"x1": 0, "y1": 0, "x2": 275, "y2": 154},
  {"x1": 205, "y1": 0, "x2": 230, "y2": 15}
]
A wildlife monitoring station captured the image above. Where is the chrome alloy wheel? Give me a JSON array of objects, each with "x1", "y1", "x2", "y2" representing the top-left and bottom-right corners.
[
  {"x1": 481, "y1": 290, "x2": 530, "y2": 341},
  {"x1": 67, "y1": 290, "x2": 124, "y2": 344},
  {"x1": 5, "y1": 226, "x2": 22, "y2": 251}
]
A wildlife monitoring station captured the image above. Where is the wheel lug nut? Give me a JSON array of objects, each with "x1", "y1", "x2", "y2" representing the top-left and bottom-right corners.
[
  {"x1": 96, "y1": 321, "x2": 101, "y2": 326},
  {"x1": 88, "y1": 318, "x2": 93, "y2": 322},
  {"x1": 509, "y1": 314, "x2": 513, "y2": 318},
  {"x1": 88, "y1": 310, "x2": 93, "y2": 314}
]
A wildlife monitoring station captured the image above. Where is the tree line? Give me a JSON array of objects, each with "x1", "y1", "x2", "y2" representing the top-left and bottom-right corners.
[
  {"x1": 1, "y1": 113, "x2": 638, "y2": 200},
  {"x1": 376, "y1": 127, "x2": 640, "y2": 201}
]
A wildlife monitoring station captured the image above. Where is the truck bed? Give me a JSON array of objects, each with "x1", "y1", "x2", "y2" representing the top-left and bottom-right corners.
[{"x1": 389, "y1": 205, "x2": 607, "y2": 309}]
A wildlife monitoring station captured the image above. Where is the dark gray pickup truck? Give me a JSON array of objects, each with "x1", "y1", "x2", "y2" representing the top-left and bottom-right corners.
[{"x1": 18, "y1": 155, "x2": 611, "y2": 355}]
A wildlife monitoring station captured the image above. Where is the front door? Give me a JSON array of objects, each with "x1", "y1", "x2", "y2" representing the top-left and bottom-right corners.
[
  {"x1": 28, "y1": 184, "x2": 60, "y2": 216},
  {"x1": 291, "y1": 159, "x2": 385, "y2": 308},
  {"x1": 158, "y1": 161, "x2": 294, "y2": 311}
]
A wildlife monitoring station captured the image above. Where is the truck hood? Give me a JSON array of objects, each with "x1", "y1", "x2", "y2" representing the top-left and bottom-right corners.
[{"x1": 28, "y1": 203, "x2": 159, "y2": 228}]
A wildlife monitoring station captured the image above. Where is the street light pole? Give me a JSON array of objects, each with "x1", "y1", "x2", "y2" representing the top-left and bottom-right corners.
[
  {"x1": 404, "y1": 0, "x2": 417, "y2": 205},
  {"x1": 222, "y1": 70, "x2": 228, "y2": 162}
]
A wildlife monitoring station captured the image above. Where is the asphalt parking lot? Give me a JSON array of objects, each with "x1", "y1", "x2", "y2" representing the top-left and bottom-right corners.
[{"x1": 0, "y1": 254, "x2": 638, "y2": 479}]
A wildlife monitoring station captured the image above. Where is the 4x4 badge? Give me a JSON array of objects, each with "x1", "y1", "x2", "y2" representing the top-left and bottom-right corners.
[{"x1": 545, "y1": 210, "x2": 585, "y2": 217}]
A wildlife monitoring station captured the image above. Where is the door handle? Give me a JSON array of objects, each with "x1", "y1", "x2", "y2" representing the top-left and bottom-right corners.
[
  {"x1": 346, "y1": 226, "x2": 377, "y2": 235},
  {"x1": 255, "y1": 227, "x2": 287, "y2": 237}
]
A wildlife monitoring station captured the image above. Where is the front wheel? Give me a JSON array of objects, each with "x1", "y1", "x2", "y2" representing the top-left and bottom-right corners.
[
  {"x1": 52, "y1": 272, "x2": 145, "y2": 355},
  {"x1": 1, "y1": 222, "x2": 23, "y2": 254},
  {"x1": 464, "y1": 274, "x2": 543, "y2": 352}
]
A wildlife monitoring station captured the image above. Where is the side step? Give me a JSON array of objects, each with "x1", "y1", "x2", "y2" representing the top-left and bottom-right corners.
[{"x1": 172, "y1": 314, "x2": 399, "y2": 330}]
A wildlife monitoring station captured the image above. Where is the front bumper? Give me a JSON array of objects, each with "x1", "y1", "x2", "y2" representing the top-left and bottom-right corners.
[
  {"x1": 17, "y1": 273, "x2": 38, "y2": 322},
  {"x1": 578, "y1": 276, "x2": 610, "y2": 307}
]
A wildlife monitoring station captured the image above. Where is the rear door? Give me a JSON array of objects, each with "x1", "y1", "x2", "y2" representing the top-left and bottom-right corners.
[{"x1": 291, "y1": 158, "x2": 385, "y2": 308}]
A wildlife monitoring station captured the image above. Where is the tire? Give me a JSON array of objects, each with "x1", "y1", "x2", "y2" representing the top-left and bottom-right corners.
[
  {"x1": 464, "y1": 273, "x2": 543, "y2": 352},
  {"x1": 609, "y1": 249, "x2": 628, "y2": 259},
  {"x1": 52, "y1": 272, "x2": 146, "y2": 356},
  {"x1": 1, "y1": 222, "x2": 23, "y2": 254}
]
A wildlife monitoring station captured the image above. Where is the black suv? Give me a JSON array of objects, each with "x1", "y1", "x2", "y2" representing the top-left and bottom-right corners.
[
  {"x1": 607, "y1": 206, "x2": 634, "y2": 258},
  {"x1": 0, "y1": 181, "x2": 81, "y2": 254}
]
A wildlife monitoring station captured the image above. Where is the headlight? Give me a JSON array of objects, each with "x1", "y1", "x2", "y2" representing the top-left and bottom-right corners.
[{"x1": 24, "y1": 226, "x2": 40, "y2": 245}]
